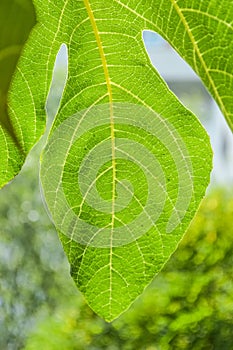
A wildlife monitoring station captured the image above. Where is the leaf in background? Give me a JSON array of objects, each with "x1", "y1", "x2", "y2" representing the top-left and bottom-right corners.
[
  {"x1": 38, "y1": 0, "x2": 213, "y2": 321},
  {"x1": 0, "y1": 0, "x2": 36, "y2": 187}
]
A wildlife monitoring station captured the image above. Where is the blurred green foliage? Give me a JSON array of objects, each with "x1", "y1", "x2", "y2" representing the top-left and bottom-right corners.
[
  {"x1": 23, "y1": 188, "x2": 233, "y2": 350},
  {"x1": 0, "y1": 143, "x2": 72, "y2": 349}
]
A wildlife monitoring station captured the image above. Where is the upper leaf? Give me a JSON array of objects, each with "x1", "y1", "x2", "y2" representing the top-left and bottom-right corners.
[
  {"x1": 119, "y1": 0, "x2": 233, "y2": 129},
  {"x1": 38, "y1": 0, "x2": 213, "y2": 321}
]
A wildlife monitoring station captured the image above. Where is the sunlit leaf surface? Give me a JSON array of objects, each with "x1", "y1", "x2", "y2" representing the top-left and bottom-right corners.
[{"x1": 39, "y1": 0, "x2": 214, "y2": 320}]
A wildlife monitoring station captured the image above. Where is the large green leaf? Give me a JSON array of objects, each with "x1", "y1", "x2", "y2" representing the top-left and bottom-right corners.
[
  {"x1": 38, "y1": 0, "x2": 215, "y2": 321},
  {"x1": 4, "y1": 0, "x2": 232, "y2": 322},
  {"x1": 0, "y1": 0, "x2": 36, "y2": 187}
]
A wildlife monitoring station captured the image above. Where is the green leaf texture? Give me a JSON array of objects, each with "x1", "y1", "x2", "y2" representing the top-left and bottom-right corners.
[
  {"x1": 0, "y1": 0, "x2": 36, "y2": 187},
  {"x1": 38, "y1": 0, "x2": 215, "y2": 320}
]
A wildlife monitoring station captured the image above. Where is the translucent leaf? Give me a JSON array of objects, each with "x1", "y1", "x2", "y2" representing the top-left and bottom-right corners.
[{"x1": 38, "y1": 1, "x2": 214, "y2": 320}]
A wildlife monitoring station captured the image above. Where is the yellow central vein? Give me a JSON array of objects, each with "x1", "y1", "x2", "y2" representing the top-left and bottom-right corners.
[
  {"x1": 83, "y1": 0, "x2": 115, "y2": 310},
  {"x1": 170, "y1": 0, "x2": 229, "y2": 126}
]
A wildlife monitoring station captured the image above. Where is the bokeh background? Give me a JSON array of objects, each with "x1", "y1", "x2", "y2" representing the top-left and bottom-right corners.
[{"x1": 1, "y1": 32, "x2": 233, "y2": 350}]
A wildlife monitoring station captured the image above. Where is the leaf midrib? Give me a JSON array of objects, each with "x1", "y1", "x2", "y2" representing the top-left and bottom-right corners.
[{"x1": 83, "y1": 0, "x2": 116, "y2": 316}]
